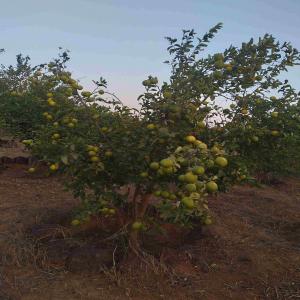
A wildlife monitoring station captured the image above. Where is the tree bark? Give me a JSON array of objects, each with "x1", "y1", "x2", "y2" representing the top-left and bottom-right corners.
[
  {"x1": 128, "y1": 193, "x2": 152, "y2": 255},
  {"x1": 128, "y1": 229, "x2": 141, "y2": 255}
]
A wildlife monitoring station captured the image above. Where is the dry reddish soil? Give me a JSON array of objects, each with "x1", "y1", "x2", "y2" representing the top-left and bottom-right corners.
[
  {"x1": 0, "y1": 135, "x2": 30, "y2": 160},
  {"x1": 0, "y1": 151, "x2": 299, "y2": 299}
]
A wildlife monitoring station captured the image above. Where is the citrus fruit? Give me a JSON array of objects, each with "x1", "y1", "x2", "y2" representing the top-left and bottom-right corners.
[
  {"x1": 215, "y1": 157, "x2": 228, "y2": 167},
  {"x1": 206, "y1": 181, "x2": 218, "y2": 192},
  {"x1": 132, "y1": 221, "x2": 143, "y2": 230},
  {"x1": 153, "y1": 191, "x2": 161, "y2": 196},
  {"x1": 181, "y1": 197, "x2": 195, "y2": 209},
  {"x1": 185, "y1": 135, "x2": 196, "y2": 143},
  {"x1": 90, "y1": 156, "x2": 99, "y2": 162},
  {"x1": 160, "y1": 158, "x2": 173, "y2": 168},
  {"x1": 178, "y1": 174, "x2": 185, "y2": 182},
  {"x1": 81, "y1": 91, "x2": 92, "y2": 97},
  {"x1": 49, "y1": 164, "x2": 58, "y2": 171},
  {"x1": 197, "y1": 121, "x2": 206, "y2": 129},
  {"x1": 47, "y1": 99, "x2": 56, "y2": 106},
  {"x1": 204, "y1": 218, "x2": 212, "y2": 225},
  {"x1": 193, "y1": 166, "x2": 205, "y2": 175},
  {"x1": 185, "y1": 183, "x2": 197, "y2": 192},
  {"x1": 161, "y1": 191, "x2": 170, "y2": 198},
  {"x1": 184, "y1": 172, "x2": 198, "y2": 183},
  {"x1": 150, "y1": 162, "x2": 160, "y2": 170},
  {"x1": 108, "y1": 209, "x2": 115, "y2": 215},
  {"x1": 271, "y1": 130, "x2": 280, "y2": 136},
  {"x1": 71, "y1": 219, "x2": 80, "y2": 226},
  {"x1": 147, "y1": 123, "x2": 156, "y2": 130},
  {"x1": 105, "y1": 151, "x2": 113, "y2": 157}
]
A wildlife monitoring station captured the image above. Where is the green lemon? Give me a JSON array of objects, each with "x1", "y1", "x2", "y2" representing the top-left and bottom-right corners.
[
  {"x1": 271, "y1": 130, "x2": 280, "y2": 137},
  {"x1": 197, "y1": 121, "x2": 206, "y2": 129},
  {"x1": 150, "y1": 162, "x2": 160, "y2": 170},
  {"x1": 161, "y1": 191, "x2": 170, "y2": 198},
  {"x1": 181, "y1": 197, "x2": 195, "y2": 209},
  {"x1": 132, "y1": 221, "x2": 143, "y2": 230},
  {"x1": 185, "y1": 184, "x2": 197, "y2": 192},
  {"x1": 71, "y1": 219, "x2": 80, "y2": 226},
  {"x1": 147, "y1": 123, "x2": 156, "y2": 130},
  {"x1": 184, "y1": 172, "x2": 198, "y2": 183},
  {"x1": 185, "y1": 135, "x2": 196, "y2": 143},
  {"x1": 153, "y1": 191, "x2": 161, "y2": 197},
  {"x1": 193, "y1": 166, "x2": 205, "y2": 175},
  {"x1": 28, "y1": 167, "x2": 36, "y2": 173},
  {"x1": 215, "y1": 157, "x2": 228, "y2": 168},
  {"x1": 178, "y1": 174, "x2": 186, "y2": 182},
  {"x1": 140, "y1": 172, "x2": 148, "y2": 178},
  {"x1": 206, "y1": 181, "x2": 218, "y2": 192},
  {"x1": 90, "y1": 156, "x2": 100, "y2": 162},
  {"x1": 160, "y1": 158, "x2": 173, "y2": 168}
]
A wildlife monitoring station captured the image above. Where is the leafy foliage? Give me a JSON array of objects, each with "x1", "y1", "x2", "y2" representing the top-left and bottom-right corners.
[{"x1": 0, "y1": 25, "x2": 299, "y2": 249}]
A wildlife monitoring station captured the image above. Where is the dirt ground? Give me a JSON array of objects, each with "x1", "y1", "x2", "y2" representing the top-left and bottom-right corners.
[
  {"x1": 0, "y1": 162, "x2": 299, "y2": 299},
  {"x1": 0, "y1": 134, "x2": 30, "y2": 159}
]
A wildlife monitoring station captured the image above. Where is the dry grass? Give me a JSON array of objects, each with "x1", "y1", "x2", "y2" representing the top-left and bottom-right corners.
[{"x1": 0, "y1": 164, "x2": 299, "y2": 299}]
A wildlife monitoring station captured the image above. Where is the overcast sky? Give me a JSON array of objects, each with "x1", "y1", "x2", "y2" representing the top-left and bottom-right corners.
[{"x1": 1, "y1": 0, "x2": 300, "y2": 107}]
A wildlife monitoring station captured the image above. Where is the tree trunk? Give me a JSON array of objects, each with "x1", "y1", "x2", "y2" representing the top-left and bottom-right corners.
[
  {"x1": 128, "y1": 229, "x2": 141, "y2": 255},
  {"x1": 127, "y1": 193, "x2": 152, "y2": 255}
]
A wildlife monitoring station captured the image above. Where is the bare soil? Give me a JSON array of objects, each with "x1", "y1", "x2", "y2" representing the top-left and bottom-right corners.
[
  {"x1": 0, "y1": 154, "x2": 299, "y2": 299},
  {"x1": 0, "y1": 135, "x2": 30, "y2": 159}
]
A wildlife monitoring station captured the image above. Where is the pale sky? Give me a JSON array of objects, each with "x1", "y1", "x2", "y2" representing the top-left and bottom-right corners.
[{"x1": 1, "y1": 0, "x2": 300, "y2": 107}]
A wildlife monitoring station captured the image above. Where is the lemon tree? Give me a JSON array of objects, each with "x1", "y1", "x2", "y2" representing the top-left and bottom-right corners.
[
  {"x1": 0, "y1": 51, "x2": 76, "y2": 139},
  {"x1": 1, "y1": 24, "x2": 299, "y2": 251},
  {"x1": 16, "y1": 50, "x2": 240, "y2": 251},
  {"x1": 158, "y1": 24, "x2": 300, "y2": 176}
]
